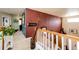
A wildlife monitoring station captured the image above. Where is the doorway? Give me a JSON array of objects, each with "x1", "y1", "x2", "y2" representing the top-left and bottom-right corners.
[{"x1": 19, "y1": 18, "x2": 22, "y2": 31}]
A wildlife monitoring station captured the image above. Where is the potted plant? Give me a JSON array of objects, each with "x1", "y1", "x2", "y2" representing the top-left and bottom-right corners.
[
  {"x1": 3, "y1": 26, "x2": 15, "y2": 49},
  {"x1": 3, "y1": 26, "x2": 15, "y2": 36}
]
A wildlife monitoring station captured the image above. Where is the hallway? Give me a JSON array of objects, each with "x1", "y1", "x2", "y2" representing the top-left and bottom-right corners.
[{"x1": 12, "y1": 31, "x2": 31, "y2": 50}]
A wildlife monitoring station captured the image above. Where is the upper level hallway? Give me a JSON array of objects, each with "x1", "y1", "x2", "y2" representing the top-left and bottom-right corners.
[
  {"x1": 26, "y1": 8, "x2": 79, "y2": 50},
  {"x1": 1, "y1": 8, "x2": 79, "y2": 50}
]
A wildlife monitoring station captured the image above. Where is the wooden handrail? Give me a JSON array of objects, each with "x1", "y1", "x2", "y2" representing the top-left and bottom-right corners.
[
  {"x1": 0, "y1": 26, "x2": 4, "y2": 50},
  {"x1": 38, "y1": 29, "x2": 79, "y2": 42},
  {"x1": 36, "y1": 28, "x2": 79, "y2": 50}
]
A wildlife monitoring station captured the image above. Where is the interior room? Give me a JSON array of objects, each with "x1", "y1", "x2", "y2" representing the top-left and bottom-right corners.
[
  {"x1": 26, "y1": 8, "x2": 79, "y2": 50},
  {"x1": 0, "y1": 8, "x2": 79, "y2": 50}
]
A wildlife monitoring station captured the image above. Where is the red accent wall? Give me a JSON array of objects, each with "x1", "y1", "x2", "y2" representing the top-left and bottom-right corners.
[
  {"x1": 26, "y1": 8, "x2": 62, "y2": 38},
  {"x1": 26, "y1": 9, "x2": 39, "y2": 38}
]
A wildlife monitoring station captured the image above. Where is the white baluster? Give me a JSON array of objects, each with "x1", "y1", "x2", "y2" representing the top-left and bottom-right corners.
[
  {"x1": 55, "y1": 34, "x2": 58, "y2": 50},
  {"x1": 68, "y1": 39, "x2": 72, "y2": 50},
  {"x1": 45, "y1": 32, "x2": 48, "y2": 50},
  {"x1": 62, "y1": 35, "x2": 64, "y2": 50},
  {"x1": 42, "y1": 32, "x2": 45, "y2": 50},
  {"x1": 37, "y1": 29, "x2": 41, "y2": 43},
  {"x1": 36, "y1": 30, "x2": 40, "y2": 49},
  {"x1": 41, "y1": 31, "x2": 43, "y2": 45},
  {"x1": 77, "y1": 42, "x2": 79, "y2": 50},
  {"x1": 43, "y1": 32, "x2": 47, "y2": 50},
  {"x1": 51, "y1": 34, "x2": 54, "y2": 50},
  {"x1": 47, "y1": 33, "x2": 50, "y2": 50}
]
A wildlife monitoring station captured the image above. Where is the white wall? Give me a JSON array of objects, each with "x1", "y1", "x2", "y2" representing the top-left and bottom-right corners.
[
  {"x1": 11, "y1": 15, "x2": 22, "y2": 30},
  {"x1": 62, "y1": 16, "x2": 79, "y2": 36},
  {"x1": 0, "y1": 12, "x2": 12, "y2": 26},
  {"x1": 0, "y1": 12, "x2": 21, "y2": 30}
]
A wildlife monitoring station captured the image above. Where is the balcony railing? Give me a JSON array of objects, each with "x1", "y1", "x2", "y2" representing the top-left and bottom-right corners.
[{"x1": 35, "y1": 28, "x2": 79, "y2": 50}]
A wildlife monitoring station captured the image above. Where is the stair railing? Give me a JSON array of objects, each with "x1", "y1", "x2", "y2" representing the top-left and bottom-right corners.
[{"x1": 36, "y1": 28, "x2": 79, "y2": 50}]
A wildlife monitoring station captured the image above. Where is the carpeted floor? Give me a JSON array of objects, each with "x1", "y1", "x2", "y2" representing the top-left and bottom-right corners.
[{"x1": 12, "y1": 31, "x2": 31, "y2": 50}]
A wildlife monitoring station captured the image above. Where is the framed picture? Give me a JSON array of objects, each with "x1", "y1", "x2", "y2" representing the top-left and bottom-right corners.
[
  {"x1": 2, "y1": 16, "x2": 10, "y2": 27},
  {"x1": 69, "y1": 28, "x2": 78, "y2": 34}
]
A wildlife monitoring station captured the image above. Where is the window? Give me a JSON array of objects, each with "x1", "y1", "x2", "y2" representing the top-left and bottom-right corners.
[{"x1": 67, "y1": 18, "x2": 79, "y2": 22}]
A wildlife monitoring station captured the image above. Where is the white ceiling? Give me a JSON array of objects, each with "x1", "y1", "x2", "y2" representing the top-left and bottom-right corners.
[
  {"x1": 0, "y1": 8, "x2": 79, "y2": 17},
  {"x1": 0, "y1": 8, "x2": 25, "y2": 15},
  {"x1": 30, "y1": 8, "x2": 79, "y2": 17}
]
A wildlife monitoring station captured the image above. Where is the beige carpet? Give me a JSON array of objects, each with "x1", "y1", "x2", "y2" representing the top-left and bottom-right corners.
[{"x1": 12, "y1": 31, "x2": 31, "y2": 50}]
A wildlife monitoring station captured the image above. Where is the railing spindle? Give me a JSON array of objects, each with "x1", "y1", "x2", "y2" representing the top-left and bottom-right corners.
[
  {"x1": 47, "y1": 33, "x2": 50, "y2": 50},
  {"x1": 51, "y1": 34, "x2": 54, "y2": 50},
  {"x1": 36, "y1": 29, "x2": 79, "y2": 50},
  {"x1": 43, "y1": 32, "x2": 47, "y2": 50},
  {"x1": 62, "y1": 35, "x2": 64, "y2": 50},
  {"x1": 68, "y1": 39, "x2": 72, "y2": 50},
  {"x1": 42, "y1": 32, "x2": 45, "y2": 50},
  {"x1": 55, "y1": 34, "x2": 58, "y2": 50},
  {"x1": 45, "y1": 32, "x2": 48, "y2": 50}
]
